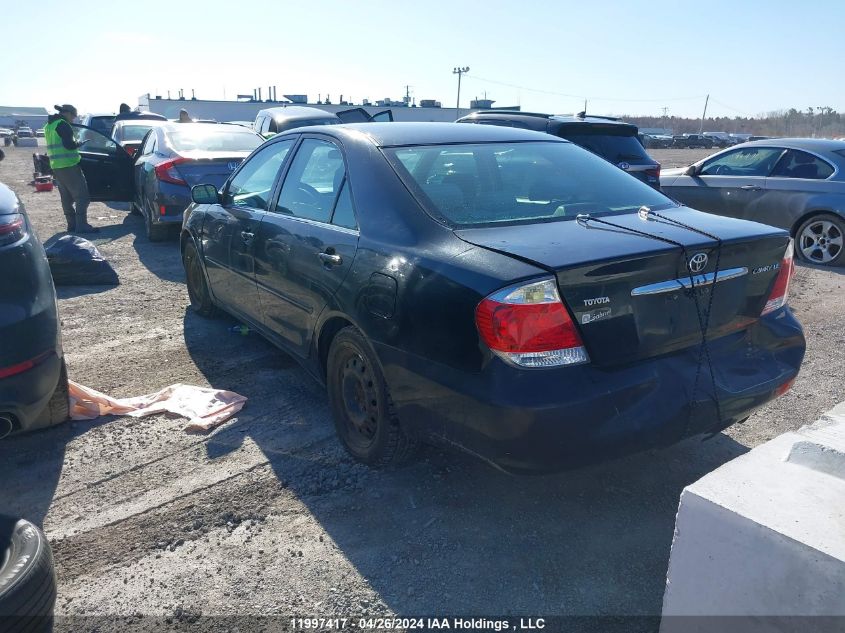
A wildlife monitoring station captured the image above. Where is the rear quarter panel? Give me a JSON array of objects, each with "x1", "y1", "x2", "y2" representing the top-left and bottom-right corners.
[{"x1": 762, "y1": 177, "x2": 845, "y2": 232}]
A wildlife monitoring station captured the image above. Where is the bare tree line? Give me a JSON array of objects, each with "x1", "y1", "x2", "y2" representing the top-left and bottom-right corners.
[{"x1": 624, "y1": 107, "x2": 844, "y2": 138}]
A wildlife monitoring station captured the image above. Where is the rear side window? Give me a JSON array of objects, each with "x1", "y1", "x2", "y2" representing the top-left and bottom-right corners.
[
  {"x1": 771, "y1": 149, "x2": 834, "y2": 180},
  {"x1": 276, "y1": 139, "x2": 346, "y2": 222},
  {"x1": 386, "y1": 141, "x2": 673, "y2": 227},
  {"x1": 563, "y1": 132, "x2": 649, "y2": 163},
  {"x1": 120, "y1": 125, "x2": 155, "y2": 142},
  {"x1": 330, "y1": 179, "x2": 357, "y2": 230},
  {"x1": 700, "y1": 147, "x2": 784, "y2": 177}
]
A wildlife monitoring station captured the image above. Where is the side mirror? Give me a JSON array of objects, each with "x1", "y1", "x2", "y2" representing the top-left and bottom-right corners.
[
  {"x1": 191, "y1": 184, "x2": 220, "y2": 205},
  {"x1": 684, "y1": 164, "x2": 699, "y2": 176}
]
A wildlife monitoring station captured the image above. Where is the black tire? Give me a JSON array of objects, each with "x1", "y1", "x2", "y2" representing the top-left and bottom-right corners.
[
  {"x1": 183, "y1": 240, "x2": 216, "y2": 317},
  {"x1": 0, "y1": 516, "x2": 56, "y2": 633},
  {"x1": 326, "y1": 327, "x2": 418, "y2": 467},
  {"x1": 30, "y1": 360, "x2": 69, "y2": 431},
  {"x1": 144, "y1": 205, "x2": 169, "y2": 242},
  {"x1": 795, "y1": 213, "x2": 845, "y2": 267}
]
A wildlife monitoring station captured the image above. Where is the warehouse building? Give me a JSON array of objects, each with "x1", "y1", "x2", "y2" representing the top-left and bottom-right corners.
[
  {"x1": 0, "y1": 106, "x2": 49, "y2": 131},
  {"x1": 137, "y1": 93, "x2": 517, "y2": 124}
]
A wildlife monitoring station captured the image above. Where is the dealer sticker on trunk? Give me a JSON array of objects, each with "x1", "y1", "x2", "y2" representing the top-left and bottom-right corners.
[{"x1": 580, "y1": 307, "x2": 612, "y2": 325}]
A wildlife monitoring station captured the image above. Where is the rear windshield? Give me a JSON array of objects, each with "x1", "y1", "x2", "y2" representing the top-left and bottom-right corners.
[
  {"x1": 278, "y1": 118, "x2": 337, "y2": 132},
  {"x1": 120, "y1": 125, "x2": 155, "y2": 141},
  {"x1": 563, "y1": 132, "x2": 650, "y2": 163},
  {"x1": 89, "y1": 116, "x2": 115, "y2": 134},
  {"x1": 385, "y1": 141, "x2": 674, "y2": 228},
  {"x1": 166, "y1": 129, "x2": 262, "y2": 152}
]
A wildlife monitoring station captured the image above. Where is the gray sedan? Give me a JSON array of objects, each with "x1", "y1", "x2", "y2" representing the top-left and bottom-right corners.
[{"x1": 661, "y1": 138, "x2": 845, "y2": 266}]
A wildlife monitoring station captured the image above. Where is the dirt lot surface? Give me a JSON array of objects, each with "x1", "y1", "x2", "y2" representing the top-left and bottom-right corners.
[{"x1": 1, "y1": 142, "x2": 843, "y2": 632}]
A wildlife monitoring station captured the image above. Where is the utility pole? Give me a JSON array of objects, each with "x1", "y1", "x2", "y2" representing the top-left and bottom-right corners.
[
  {"x1": 662, "y1": 106, "x2": 668, "y2": 130},
  {"x1": 453, "y1": 66, "x2": 470, "y2": 117},
  {"x1": 699, "y1": 94, "x2": 710, "y2": 134}
]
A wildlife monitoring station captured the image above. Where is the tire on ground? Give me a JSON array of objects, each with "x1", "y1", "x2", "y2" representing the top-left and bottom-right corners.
[
  {"x1": 0, "y1": 516, "x2": 57, "y2": 633},
  {"x1": 326, "y1": 326, "x2": 418, "y2": 467},
  {"x1": 794, "y1": 213, "x2": 845, "y2": 267},
  {"x1": 183, "y1": 240, "x2": 216, "y2": 317},
  {"x1": 30, "y1": 359, "x2": 69, "y2": 432}
]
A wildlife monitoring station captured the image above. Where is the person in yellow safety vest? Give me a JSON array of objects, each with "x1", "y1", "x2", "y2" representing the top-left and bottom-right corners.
[{"x1": 44, "y1": 104, "x2": 99, "y2": 234}]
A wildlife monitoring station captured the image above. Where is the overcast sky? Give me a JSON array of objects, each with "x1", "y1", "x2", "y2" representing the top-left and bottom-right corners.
[{"x1": 3, "y1": 0, "x2": 842, "y2": 119}]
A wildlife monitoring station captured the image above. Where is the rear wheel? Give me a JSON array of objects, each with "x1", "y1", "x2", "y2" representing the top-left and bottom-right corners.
[
  {"x1": 795, "y1": 213, "x2": 844, "y2": 266},
  {"x1": 31, "y1": 359, "x2": 69, "y2": 431},
  {"x1": 144, "y1": 204, "x2": 169, "y2": 242},
  {"x1": 183, "y1": 240, "x2": 216, "y2": 317},
  {"x1": 326, "y1": 327, "x2": 418, "y2": 467}
]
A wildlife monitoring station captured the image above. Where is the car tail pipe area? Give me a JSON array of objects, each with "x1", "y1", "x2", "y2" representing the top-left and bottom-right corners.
[{"x1": 0, "y1": 414, "x2": 13, "y2": 440}]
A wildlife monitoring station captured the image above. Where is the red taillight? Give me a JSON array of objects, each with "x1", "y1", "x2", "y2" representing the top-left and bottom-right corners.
[
  {"x1": 0, "y1": 351, "x2": 51, "y2": 379},
  {"x1": 0, "y1": 213, "x2": 26, "y2": 246},
  {"x1": 774, "y1": 377, "x2": 796, "y2": 398},
  {"x1": 645, "y1": 165, "x2": 661, "y2": 180},
  {"x1": 160, "y1": 205, "x2": 166, "y2": 216},
  {"x1": 761, "y1": 240, "x2": 795, "y2": 316},
  {"x1": 125, "y1": 146, "x2": 137, "y2": 157},
  {"x1": 475, "y1": 278, "x2": 589, "y2": 368},
  {"x1": 154, "y1": 158, "x2": 189, "y2": 185}
]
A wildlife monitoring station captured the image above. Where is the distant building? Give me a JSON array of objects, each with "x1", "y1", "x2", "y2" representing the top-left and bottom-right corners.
[{"x1": 0, "y1": 105, "x2": 49, "y2": 130}]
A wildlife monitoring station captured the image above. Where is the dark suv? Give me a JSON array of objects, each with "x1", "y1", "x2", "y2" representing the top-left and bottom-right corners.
[
  {"x1": 456, "y1": 111, "x2": 661, "y2": 189},
  {"x1": 672, "y1": 134, "x2": 713, "y2": 149}
]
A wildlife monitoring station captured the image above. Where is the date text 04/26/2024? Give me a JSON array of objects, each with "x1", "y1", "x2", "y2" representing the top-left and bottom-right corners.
[{"x1": 289, "y1": 617, "x2": 547, "y2": 630}]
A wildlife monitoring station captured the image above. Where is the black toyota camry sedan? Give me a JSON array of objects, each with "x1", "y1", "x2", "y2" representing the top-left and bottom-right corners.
[{"x1": 180, "y1": 123, "x2": 805, "y2": 472}]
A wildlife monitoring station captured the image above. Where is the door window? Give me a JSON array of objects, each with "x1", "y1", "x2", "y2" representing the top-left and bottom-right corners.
[
  {"x1": 71, "y1": 124, "x2": 121, "y2": 153},
  {"x1": 276, "y1": 139, "x2": 346, "y2": 222},
  {"x1": 331, "y1": 179, "x2": 357, "y2": 230},
  {"x1": 225, "y1": 139, "x2": 294, "y2": 209},
  {"x1": 700, "y1": 147, "x2": 784, "y2": 176},
  {"x1": 140, "y1": 131, "x2": 157, "y2": 156},
  {"x1": 770, "y1": 149, "x2": 834, "y2": 180}
]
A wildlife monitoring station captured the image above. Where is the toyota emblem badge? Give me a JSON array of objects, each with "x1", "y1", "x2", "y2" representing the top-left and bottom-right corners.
[{"x1": 688, "y1": 252, "x2": 709, "y2": 273}]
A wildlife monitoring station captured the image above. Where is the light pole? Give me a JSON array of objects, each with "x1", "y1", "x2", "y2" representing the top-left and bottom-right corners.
[{"x1": 453, "y1": 66, "x2": 470, "y2": 118}]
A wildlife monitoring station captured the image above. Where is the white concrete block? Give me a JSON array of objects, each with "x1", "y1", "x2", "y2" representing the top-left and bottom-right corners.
[{"x1": 661, "y1": 402, "x2": 845, "y2": 631}]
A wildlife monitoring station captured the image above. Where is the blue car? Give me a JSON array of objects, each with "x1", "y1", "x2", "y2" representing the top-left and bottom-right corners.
[
  {"x1": 178, "y1": 123, "x2": 805, "y2": 472},
  {"x1": 70, "y1": 122, "x2": 263, "y2": 240}
]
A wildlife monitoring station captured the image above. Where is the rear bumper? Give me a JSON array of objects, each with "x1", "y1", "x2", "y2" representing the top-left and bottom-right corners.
[
  {"x1": 152, "y1": 184, "x2": 190, "y2": 225},
  {"x1": 0, "y1": 352, "x2": 62, "y2": 432},
  {"x1": 378, "y1": 308, "x2": 805, "y2": 472}
]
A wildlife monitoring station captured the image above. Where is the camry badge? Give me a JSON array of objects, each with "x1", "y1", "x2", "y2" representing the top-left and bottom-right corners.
[{"x1": 688, "y1": 252, "x2": 709, "y2": 273}]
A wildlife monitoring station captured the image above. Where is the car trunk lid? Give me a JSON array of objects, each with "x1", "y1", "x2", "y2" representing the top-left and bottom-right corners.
[
  {"x1": 173, "y1": 150, "x2": 251, "y2": 187},
  {"x1": 456, "y1": 209, "x2": 790, "y2": 366}
]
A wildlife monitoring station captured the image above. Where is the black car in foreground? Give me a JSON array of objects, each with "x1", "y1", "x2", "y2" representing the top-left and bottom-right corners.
[
  {"x1": 456, "y1": 111, "x2": 662, "y2": 189},
  {"x1": 0, "y1": 180, "x2": 67, "y2": 437},
  {"x1": 181, "y1": 123, "x2": 805, "y2": 472}
]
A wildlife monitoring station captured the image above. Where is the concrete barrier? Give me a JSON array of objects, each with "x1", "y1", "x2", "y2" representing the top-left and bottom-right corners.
[{"x1": 661, "y1": 402, "x2": 845, "y2": 632}]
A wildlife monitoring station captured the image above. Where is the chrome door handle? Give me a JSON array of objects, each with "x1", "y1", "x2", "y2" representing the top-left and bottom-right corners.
[
  {"x1": 241, "y1": 231, "x2": 254, "y2": 243},
  {"x1": 740, "y1": 185, "x2": 762, "y2": 191},
  {"x1": 318, "y1": 252, "x2": 343, "y2": 266}
]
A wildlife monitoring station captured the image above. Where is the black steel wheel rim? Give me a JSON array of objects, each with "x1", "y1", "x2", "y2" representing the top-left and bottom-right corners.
[{"x1": 339, "y1": 351, "x2": 379, "y2": 448}]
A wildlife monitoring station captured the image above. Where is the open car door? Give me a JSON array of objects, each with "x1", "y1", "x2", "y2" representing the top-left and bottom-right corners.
[
  {"x1": 71, "y1": 124, "x2": 134, "y2": 202},
  {"x1": 335, "y1": 108, "x2": 394, "y2": 124}
]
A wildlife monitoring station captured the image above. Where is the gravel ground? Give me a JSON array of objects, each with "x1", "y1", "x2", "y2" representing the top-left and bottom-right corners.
[{"x1": 0, "y1": 142, "x2": 842, "y2": 632}]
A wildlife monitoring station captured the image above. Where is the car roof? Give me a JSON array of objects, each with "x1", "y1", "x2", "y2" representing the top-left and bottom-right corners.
[
  {"x1": 259, "y1": 106, "x2": 339, "y2": 122},
  {"x1": 458, "y1": 111, "x2": 636, "y2": 130},
  {"x1": 289, "y1": 122, "x2": 568, "y2": 147},
  {"x1": 741, "y1": 137, "x2": 845, "y2": 152},
  {"x1": 159, "y1": 122, "x2": 260, "y2": 134},
  {"x1": 113, "y1": 119, "x2": 167, "y2": 128}
]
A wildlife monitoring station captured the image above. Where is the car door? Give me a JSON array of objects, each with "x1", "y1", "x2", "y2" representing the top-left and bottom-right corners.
[
  {"x1": 253, "y1": 137, "x2": 359, "y2": 357},
  {"x1": 663, "y1": 146, "x2": 785, "y2": 217},
  {"x1": 761, "y1": 149, "x2": 838, "y2": 229},
  {"x1": 70, "y1": 124, "x2": 134, "y2": 201},
  {"x1": 200, "y1": 138, "x2": 296, "y2": 322},
  {"x1": 134, "y1": 130, "x2": 157, "y2": 211}
]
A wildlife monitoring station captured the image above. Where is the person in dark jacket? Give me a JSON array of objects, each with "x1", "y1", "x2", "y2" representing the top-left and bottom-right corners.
[{"x1": 44, "y1": 104, "x2": 98, "y2": 233}]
